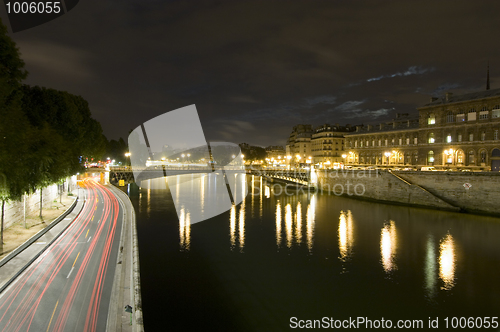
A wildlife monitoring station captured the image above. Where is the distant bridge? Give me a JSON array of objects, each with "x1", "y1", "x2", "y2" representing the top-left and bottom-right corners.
[
  {"x1": 107, "y1": 166, "x2": 317, "y2": 188},
  {"x1": 248, "y1": 168, "x2": 316, "y2": 188}
]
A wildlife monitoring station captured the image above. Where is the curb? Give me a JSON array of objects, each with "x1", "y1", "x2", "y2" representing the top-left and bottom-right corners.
[{"x1": 106, "y1": 185, "x2": 144, "y2": 332}]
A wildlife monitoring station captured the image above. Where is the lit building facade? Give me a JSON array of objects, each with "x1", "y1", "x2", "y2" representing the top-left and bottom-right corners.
[
  {"x1": 286, "y1": 124, "x2": 313, "y2": 166},
  {"x1": 344, "y1": 88, "x2": 500, "y2": 170},
  {"x1": 345, "y1": 114, "x2": 419, "y2": 166},
  {"x1": 311, "y1": 124, "x2": 354, "y2": 167},
  {"x1": 417, "y1": 89, "x2": 500, "y2": 170}
]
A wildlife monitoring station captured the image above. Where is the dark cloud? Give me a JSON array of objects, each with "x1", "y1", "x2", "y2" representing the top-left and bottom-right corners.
[{"x1": 5, "y1": 0, "x2": 500, "y2": 146}]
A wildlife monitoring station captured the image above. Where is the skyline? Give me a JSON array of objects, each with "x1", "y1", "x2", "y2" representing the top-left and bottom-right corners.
[{"x1": 2, "y1": 1, "x2": 500, "y2": 147}]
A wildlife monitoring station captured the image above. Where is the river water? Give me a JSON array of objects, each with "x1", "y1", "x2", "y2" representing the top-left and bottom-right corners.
[{"x1": 125, "y1": 174, "x2": 500, "y2": 331}]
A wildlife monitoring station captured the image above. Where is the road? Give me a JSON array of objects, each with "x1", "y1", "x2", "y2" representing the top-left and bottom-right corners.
[{"x1": 0, "y1": 179, "x2": 123, "y2": 332}]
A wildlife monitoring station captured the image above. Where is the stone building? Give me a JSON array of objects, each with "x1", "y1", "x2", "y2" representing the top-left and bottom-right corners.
[
  {"x1": 344, "y1": 87, "x2": 500, "y2": 170},
  {"x1": 345, "y1": 114, "x2": 420, "y2": 166},
  {"x1": 417, "y1": 88, "x2": 500, "y2": 170},
  {"x1": 286, "y1": 124, "x2": 313, "y2": 166},
  {"x1": 311, "y1": 124, "x2": 354, "y2": 167}
]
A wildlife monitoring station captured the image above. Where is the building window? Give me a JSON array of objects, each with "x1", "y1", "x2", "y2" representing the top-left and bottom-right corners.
[
  {"x1": 468, "y1": 150, "x2": 475, "y2": 164},
  {"x1": 446, "y1": 112, "x2": 454, "y2": 123},
  {"x1": 372, "y1": 140, "x2": 375, "y2": 146},
  {"x1": 480, "y1": 150, "x2": 487, "y2": 164},
  {"x1": 406, "y1": 137, "x2": 410, "y2": 145},
  {"x1": 493, "y1": 106, "x2": 500, "y2": 118},
  {"x1": 446, "y1": 134, "x2": 452, "y2": 143},
  {"x1": 495, "y1": 130, "x2": 499, "y2": 140},
  {"x1": 399, "y1": 138, "x2": 402, "y2": 145},
  {"x1": 469, "y1": 133, "x2": 474, "y2": 141},
  {"x1": 414, "y1": 137, "x2": 418, "y2": 144},
  {"x1": 458, "y1": 134, "x2": 462, "y2": 142},
  {"x1": 479, "y1": 109, "x2": 489, "y2": 119},
  {"x1": 481, "y1": 132, "x2": 486, "y2": 141},
  {"x1": 428, "y1": 133, "x2": 435, "y2": 144},
  {"x1": 468, "y1": 109, "x2": 476, "y2": 121},
  {"x1": 456, "y1": 111, "x2": 465, "y2": 122},
  {"x1": 391, "y1": 138, "x2": 395, "y2": 145},
  {"x1": 428, "y1": 151, "x2": 434, "y2": 163},
  {"x1": 355, "y1": 141, "x2": 357, "y2": 147},
  {"x1": 457, "y1": 151, "x2": 464, "y2": 164},
  {"x1": 385, "y1": 139, "x2": 388, "y2": 146},
  {"x1": 378, "y1": 139, "x2": 381, "y2": 146},
  {"x1": 428, "y1": 113, "x2": 435, "y2": 125}
]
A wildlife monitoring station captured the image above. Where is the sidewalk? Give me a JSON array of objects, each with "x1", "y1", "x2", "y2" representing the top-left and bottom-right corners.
[
  {"x1": 106, "y1": 184, "x2": 144, "y2": 332},
  {"x1": 0, "y1": 193, "x2": 84, "y2": 292}
]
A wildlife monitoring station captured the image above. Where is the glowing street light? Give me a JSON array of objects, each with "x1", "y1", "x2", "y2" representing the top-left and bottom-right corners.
[{"x1": 384, "y1": 151, "x2": 392, "y2": 166}]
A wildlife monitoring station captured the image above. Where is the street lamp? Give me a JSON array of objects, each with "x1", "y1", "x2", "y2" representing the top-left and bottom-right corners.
[{"x1": 384, "y1": 152, "x2": 391, "y2": 166}]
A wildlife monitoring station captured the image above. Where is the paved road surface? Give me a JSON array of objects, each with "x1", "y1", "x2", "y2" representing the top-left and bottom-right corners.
[{"x1": 0, "y1": 179, "x2": 123, "y2": 332}]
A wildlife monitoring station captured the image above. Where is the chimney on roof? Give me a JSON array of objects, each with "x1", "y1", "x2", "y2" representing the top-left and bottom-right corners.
[
  {"x1": 445, "y1": 92, "x2": 453, "y2": 102},
  {"x1": 430, "y1": 97, "x2": 438, "y2": 103},
  {"x1": 487, "y1": 62, "x2": 490, "y2": 90}
]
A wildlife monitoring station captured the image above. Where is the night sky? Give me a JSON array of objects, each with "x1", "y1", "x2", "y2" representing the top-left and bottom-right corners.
[{"x1": 3, "y1": 1, "x2": 500, "y2": 147}]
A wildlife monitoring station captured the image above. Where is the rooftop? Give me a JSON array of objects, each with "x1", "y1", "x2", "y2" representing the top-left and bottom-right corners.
[{"x1": 422, "y1": 88, "x2": 500, "y2": 107}]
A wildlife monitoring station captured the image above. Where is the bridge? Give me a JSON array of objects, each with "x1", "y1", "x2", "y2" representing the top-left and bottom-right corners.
[
  {"x1": 106, "y1": 166, "x2": 317, "y2": 189},
  {"x1": 247, "y1": 168, "x2": 317, "y2": 189}
]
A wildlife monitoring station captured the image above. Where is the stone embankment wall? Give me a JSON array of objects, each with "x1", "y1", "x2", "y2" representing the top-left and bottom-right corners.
[
  {"x1": 315, "y1": 170, "x2": 500, "y2": 215},
  {"x1": 2, "y1": 176, "x2": 78, "y2": 228}
]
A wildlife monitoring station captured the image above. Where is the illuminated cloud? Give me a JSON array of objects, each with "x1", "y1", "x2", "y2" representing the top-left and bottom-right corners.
[{"x1": 367, "y1": 66, "x2": 435, "y2": 82}]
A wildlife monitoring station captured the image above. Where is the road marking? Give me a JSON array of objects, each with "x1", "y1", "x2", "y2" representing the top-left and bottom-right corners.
[
  {"x1": 35, "y1": 242, "x2": 46, "y2": 245},
  {"x1": 91, "y1": 215, "x2": 94, "y2": 221},
  {"x1": 85, "y1": 229, "x2": 89, "y2": 238},
  {"x1": 66, "y1": 267, "x2": 74, "y2": 279},
  {"x1": 64, "y1": 217, "x2": 71, "y2": 220},
  {"x1": 46, "y1": 300, "x2": 59, "y2": 332},
  {"x1": 73, "y1": 252, "x2": 80, "y2": 267},
  {"x1": 87, "y1": 236, "x2": 92, "y2": 243}
]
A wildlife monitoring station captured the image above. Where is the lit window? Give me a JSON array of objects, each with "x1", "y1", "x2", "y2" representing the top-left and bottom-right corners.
[
  {"x1": 456, "y1": 112, "x2": 465, "y2": 122},
  {"x1": 414, "y1": 137, "x2": 418, "y2": 144},
  {"x1": 469, "y1": 133, "x2": 474, "y2": 141},
  {"x1": 399, "y1": 138, "x2": 402, "y2": 145},
  {"x1": 468, "y1": 109, "x2": 477, "y2": 121},
  {"x1": 481, "y1": 132, "x2": 486, "y2": 141},
  {"x1": 446, "y1": 135, "x2": 452, "y2": 143},
  {"x1": 406, "y1": 138, "x2": 410, "y2": 145},
  {"x1": 428, "y1": 113, "x2": 435, "y2": 125},
  {"x1": 428, "y1": 133, "x2": 435, "y2": 144},
  {"x1": 385, "y1": 139, "x2": 388, "y2": 146},
  {"x1": 428, "y1": 151, "x2": 434, "y2": 163},
  {"x1": 493, "y1": 107, "x2": 500, "y2": 118},
  {"x1": 458, "y1": 134, "x2": 462, "y2": 142}
]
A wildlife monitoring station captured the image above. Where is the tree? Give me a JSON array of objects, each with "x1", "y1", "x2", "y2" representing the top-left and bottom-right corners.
[{"x1": 0, "y1": 18, "x2": 28, "y2": 248}]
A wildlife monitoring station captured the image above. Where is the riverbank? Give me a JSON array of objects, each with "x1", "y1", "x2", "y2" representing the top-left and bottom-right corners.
[{"x1": 316, "y1": 169, "x2": 500, "y2": 216}]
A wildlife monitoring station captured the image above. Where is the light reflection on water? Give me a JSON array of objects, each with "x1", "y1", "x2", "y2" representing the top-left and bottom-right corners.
[
  {"x1": 338, "y1": 210, "x2": 354, "y2": 262},
  {"x1": 380, "y1": 220, "x2": 397, "y2": 273},
  {"x1": 439, "y1": 233, "x2": 456, "y2": 290},
  {"x1": 424, "y1": 235, "x2": 437, "y2": 298}
]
